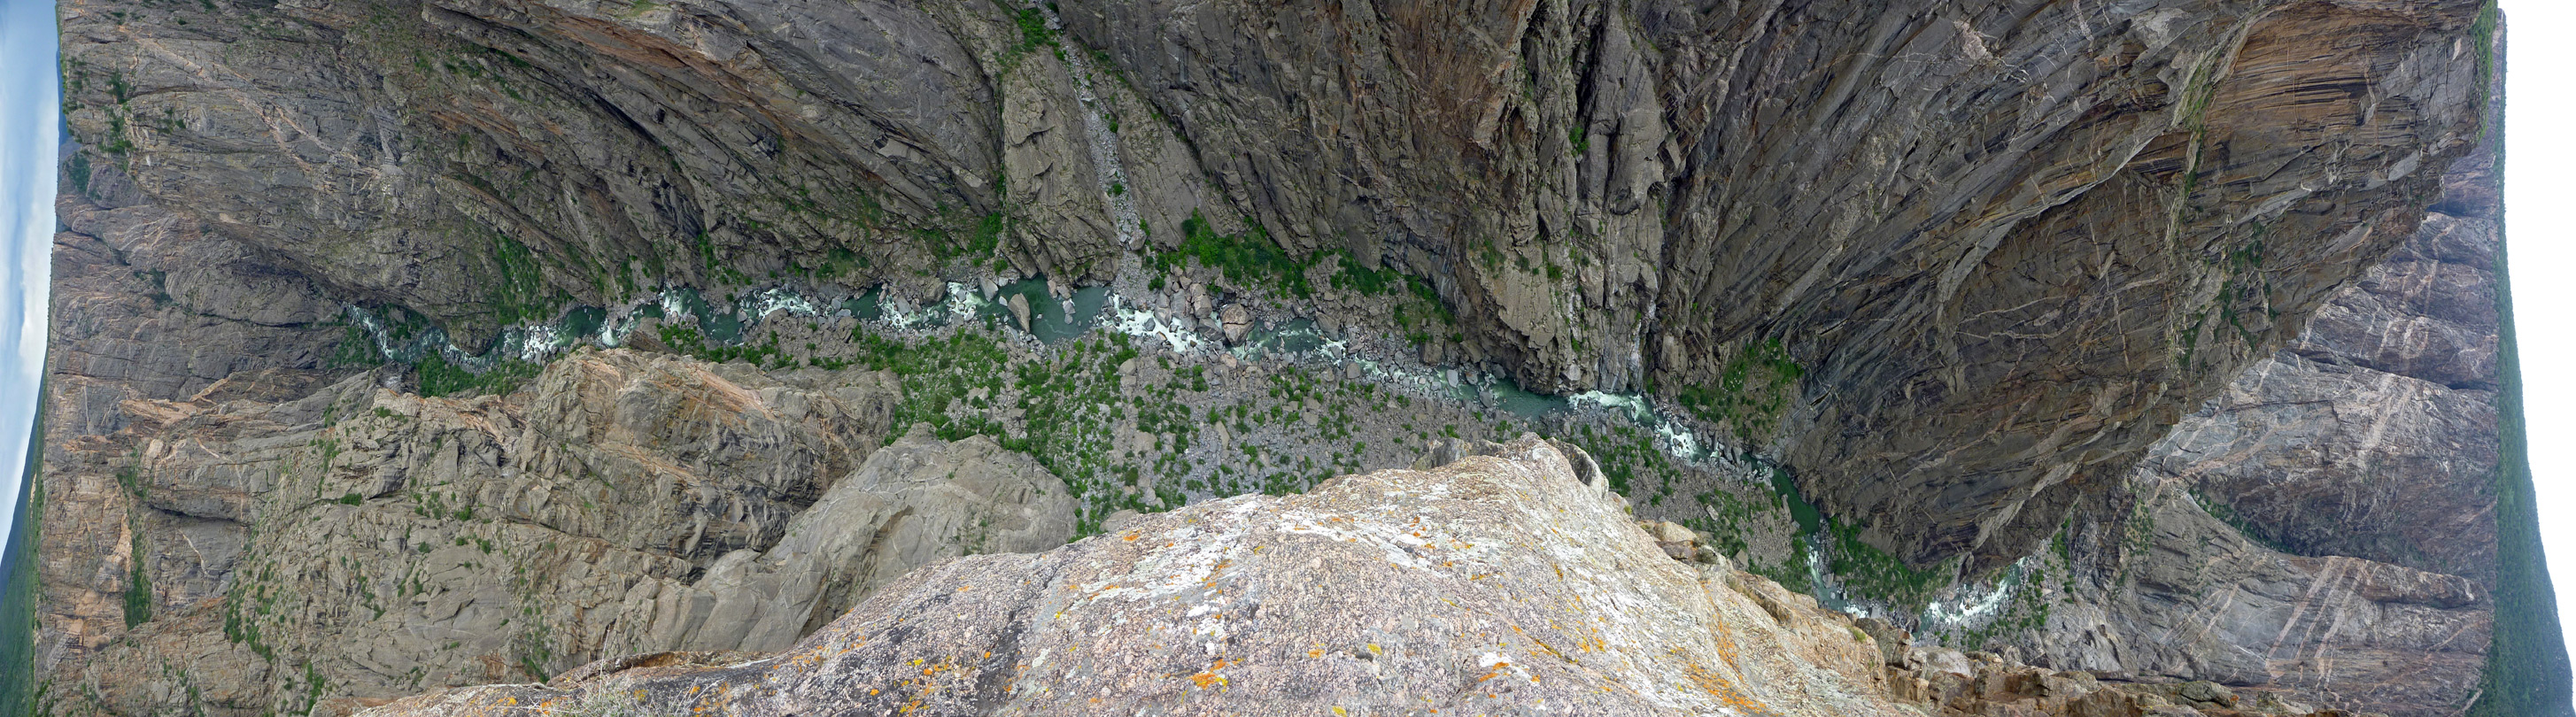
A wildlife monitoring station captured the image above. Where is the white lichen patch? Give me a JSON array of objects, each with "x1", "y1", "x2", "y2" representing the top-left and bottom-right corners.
[{"x1": 1078, "y1": 497, "x2": 1262, "y2": 604}]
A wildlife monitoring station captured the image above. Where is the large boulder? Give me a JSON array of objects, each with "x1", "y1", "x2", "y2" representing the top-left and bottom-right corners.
[
  {"x1": 359, "y1": 436, "x2": 1915, "y2": 716},
  {"x1": 597, "y1": 424, "x2": 1076, "y2": 654}
]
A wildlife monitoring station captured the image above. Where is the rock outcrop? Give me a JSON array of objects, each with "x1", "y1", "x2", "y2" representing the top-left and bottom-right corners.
[
  {"x1": 600, "y1": 423, "x2": 1076, "y2": 656},
  {"x1": 2034, "y1": 486, "x2": 2489, "y2": 714},
  {"x1": 360, "y1": 437, "x2": 1920, "y2": 716},
  {"x1": 55, "y1": 0, "x2": 2497, "y2": 567},
  {"x1": 350, "y1": 437, "x2": 2413, "y2": 717},
  {"x1": 2000, "y1": 85, "x2": 2509, "y2": 716},
  {"x1": 27, "y1": 0, "x2": 2530, "y2": 714},
  {"x1": 29, "y1": 340, "x2": 1087, "y2": 716}
]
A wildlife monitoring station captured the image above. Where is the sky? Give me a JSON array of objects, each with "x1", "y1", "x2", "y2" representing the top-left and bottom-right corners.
[
  {"x1": 2499, "y1": 0, "x2": 2576, "y2": 685},
  {"x1": 0, "y1": 0, "x2": 56, "y2": 554}
]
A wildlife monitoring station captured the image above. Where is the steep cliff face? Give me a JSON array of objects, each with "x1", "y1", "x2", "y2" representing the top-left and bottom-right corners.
[
  {"x1": 347, "y1": 437, "x2": 2418, "y2": 717},
  {"x1": 1067, "y1": 0, "x2": 2494, "y2": 572},
  {"x1": 30, "y1": 0, "x2": 2526, "y2": 714},
  {"x1": 35, "y1": 338, "x2": 1087, "y2": 716},
  {"x1": 57, "y1": 0, "x2": 2495, "y2": 569},
  {"x1": 1989, "y1": 112, "x2": 2509, "y2": 715}
]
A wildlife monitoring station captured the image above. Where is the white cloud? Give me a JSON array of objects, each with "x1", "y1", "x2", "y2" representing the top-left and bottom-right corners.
[{"x1": 0, "y1": 0, "x2": 57, "y2": 550}]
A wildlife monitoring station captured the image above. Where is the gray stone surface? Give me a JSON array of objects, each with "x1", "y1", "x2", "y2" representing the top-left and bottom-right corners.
[
  {"x1": 2005, "y1": 96, "x2": 2507, "y2": 716},
  {"x1": 595, "y1": 423, "x2": 1074, "y2": 655},
  {"x1": 54, "y1": 0, "x2": 2495, "y2": 569},
  {"x1": 358, "y1": 436, "x2": 1922, "y2": 717},
  {"x1": 348, "y1": 437, "x2": 2390, "y2": 717},
  {"x1": 2031, "y1": 486, "x2": 2487, "y2": 714},
  {"x1": 31, "y1": 348, "x2": 1092, "y2": 717},
  {"x1": 30, "y1": 0, "x2": 2515, "y2": 713}
]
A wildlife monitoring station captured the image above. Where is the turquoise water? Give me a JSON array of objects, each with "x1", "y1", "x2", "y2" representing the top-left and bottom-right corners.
[
  {"x1": 558, "y1": 306, "x2": 606, "y2": 341},
  {"x1": 1488, "y1": 379, "x2": 1572, "y2": 420},
  {"x1": 351, "y1": 275, "x2": 1134, "y2": 374},
  {"x1": 842, "y1": 291, "x2": 882, "y2": 322},
  {"x1": 662, "y1": 289, "x2": 744, "y2": 343},
  {"x1": 974, "y1": 280, "x2": 1111, "y2": 344}
]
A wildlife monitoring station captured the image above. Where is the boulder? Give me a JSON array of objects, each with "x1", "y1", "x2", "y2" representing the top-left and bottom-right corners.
[
  {"x1": 1218, "y1": 304, "x2": 1252, "y2": 344},
  {"x1": 359, "y1": 437, "x2": 1915, "y2": 716}
]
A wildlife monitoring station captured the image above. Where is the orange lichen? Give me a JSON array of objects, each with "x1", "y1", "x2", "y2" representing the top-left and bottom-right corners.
[
  {"x1": 1674, "y1": 652, "x2": 1767, "y2": 713},
  {"x1": 1186, "y1": 658, "x2": 1234, "y2": 689}
]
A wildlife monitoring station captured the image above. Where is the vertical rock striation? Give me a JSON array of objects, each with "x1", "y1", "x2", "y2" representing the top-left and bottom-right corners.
[
  {"x1": 1060, "y1": 0, "x2": 2495, "y2": 568},
  {"x1": 30, "y1": 0, "x2": 2524, "y2": 713},
  {"x1": 2013, "y1": 79, "x2": 2509, "y2": 715},
  {"x1": 355, "y1": 437, "x2": 1929, "y2": 717},
  {"x1": 55, "y1": 0, "x2": 2495, "y2": 567},
  {"x1": 34, "y1": 306, "x2": 1078, "y2": 715}
]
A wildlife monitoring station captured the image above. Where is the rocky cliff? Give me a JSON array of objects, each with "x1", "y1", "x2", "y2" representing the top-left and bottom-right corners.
[
  {"x1": 55, "y1": 0, "x2": 2496, "y2": 568},
  {"x1": 345, "y1": 437, "x2": 2429, "y2": 717},
  {"x1": 23, "y1": 0, "x2": 2543, "y2": 715},
  {"x1": 1949, "y1": 70, "x2": 2534, "y2": 717}
]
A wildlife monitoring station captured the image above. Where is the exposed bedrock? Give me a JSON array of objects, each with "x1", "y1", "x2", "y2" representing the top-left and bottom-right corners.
[
  {"x1": 29, "y1": 325, "x2": 1097, "y2": 715},
  {"x1": 2001, "y1": 104, "x2": 2506, "y2": 715},
  {"x1": 56, "y1": 0, "x2": 2496, "y2": 569},
  {"x1": 357, "y1": 437, "x2": 1928, "y2": 717},
  {"x1": 32, "y1": 0, "x2": 2523, "y2": 713},
  {"x1": 2028, "y1": 482, "x2": 2491, "y2": 716},
  {"x1": 348, "y1": 437, "x2": 2421, "y2": 717}
]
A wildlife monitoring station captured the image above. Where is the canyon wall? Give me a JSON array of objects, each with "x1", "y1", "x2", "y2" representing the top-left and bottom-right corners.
[
  {"x1": 22, "y1": 0, "x2": 2528, "y2": 714},
  {"x1": 56, "y1": 0, "x2": 2495, "y2": 568}
]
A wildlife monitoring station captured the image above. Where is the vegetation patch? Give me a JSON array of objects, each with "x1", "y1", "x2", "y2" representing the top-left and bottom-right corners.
[
  {"x1": 1012, "y1": 7, "x2": 1057, "y2": 55},
  {"x1": 0, "y1": 403, "x2": 50, "y2": 717},
  {"x1": 1151, "y1": 212, "x2": 1316, "y2": 298},
  {"x1": 1674, "y1": 339, "x2": 1804, "y2": 443},
  {"x1": 1940, "y1": 567, "x2": 2052, "y2": 651},
  {"x1": 931, "y1": 212, "x2": 1007, "y2": 265},
  {"x1": 64, "y1": 151, "x2": 91, "y2": 197},
  {"x1": 2468, "y1": 225, "x2": 2576, "y2": 717},
  {"x1": 413, "y1": 354, "x2": 539, "y2": 398},
  {"x1": 486, "y1": 234, "x2": 563, "y2": 328},
  {"x1": 1824, "y1": 518, "x2": 1948, "y2": 616},
  {"x1": 848, "y1": 329, "x2": 1168, "y2": 536},
  {"x1": 123, "y1": 530, "x2": 152, "y2": 628},
  {"x1": 660, "y1": 325, "x2": 798, "y2": 370},
  {"x1": 329, "y1": 324, "x2": 384, "y2": 368}
]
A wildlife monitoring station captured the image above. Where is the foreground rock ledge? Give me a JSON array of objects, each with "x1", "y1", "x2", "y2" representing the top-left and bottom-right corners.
[{"x1": 360, "y1": 436, "x2": 1914, "y2": 716}]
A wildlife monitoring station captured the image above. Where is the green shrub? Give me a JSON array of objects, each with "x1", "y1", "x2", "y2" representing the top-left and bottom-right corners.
[
  {"x1": 122, "y1": 532, "x2": 151, "y2": 628},
  {"x1": 414, "y1": 354, "x2": 538, "y2": 398},
  {"x1": 1013, "y1": 8, "x2": 1056, "y2": 53},
  {"x1": 1151, "y1": 212, "x2": 1312, "y2": 297}
]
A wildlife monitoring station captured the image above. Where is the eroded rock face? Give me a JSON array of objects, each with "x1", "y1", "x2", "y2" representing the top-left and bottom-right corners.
[
  {"x1": 358, "y1": 437, "x2": 1922, "y2": 717},
  {"x1": 2035, "y1": 486, "x2": 2489, "y2": 714},
  {"x1": 2006, "y1": 101, "x2": 2506, "y2": 715},
  {"x1": 594, "y1": 423, "x2": 1075, "y2": 656},
  {"x1": 2141, "y1": 353, "x2": 2499, "y2": 585},
  {"x1": 35, "y1": 344, "x2": 1072, "y2": 717},
  {"x1": 35, "y1": 186, "x2": 350, "y2": 685},
  {"x1": 57, "y1": 0, "x2": 2495, "y2": 568},
  {"x1": 1065, "y1": 0, "x2": 2495, "y2": 571},
  {"x1": 348, "y1": 438, "x2": 2422, "y2": 717},
  {"x1": 34, "y1": 0, "x2": 2517, "y2": 713}
]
